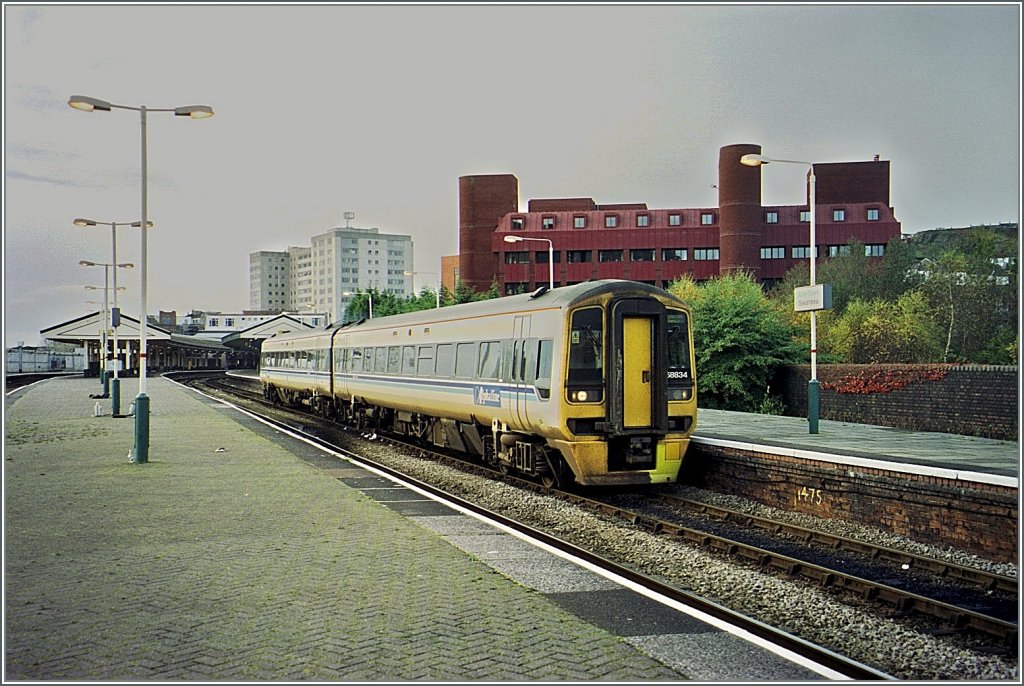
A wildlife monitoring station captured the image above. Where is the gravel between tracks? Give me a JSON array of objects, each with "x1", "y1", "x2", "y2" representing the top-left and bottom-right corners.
[{"x1": 340, "y1": 431, "x2": 1018, "y2": 681}]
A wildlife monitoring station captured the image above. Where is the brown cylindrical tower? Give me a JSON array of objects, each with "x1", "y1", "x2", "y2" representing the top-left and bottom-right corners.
[
  {"x1": 718, "y1": 144, "x2": 763, "y2": 280},
  {"x1": 459, "y1": 174, "x2": 519, "y2": 293}
]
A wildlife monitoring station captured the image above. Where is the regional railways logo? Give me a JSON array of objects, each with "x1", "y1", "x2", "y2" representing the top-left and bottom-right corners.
[{"x1": 473, "y1": 385, "x2": 502, "y2": 407}]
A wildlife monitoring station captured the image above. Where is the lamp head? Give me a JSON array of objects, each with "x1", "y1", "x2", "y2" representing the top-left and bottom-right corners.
[
  {"x1": 503, "y1": 235, "x2": 522, "y2": 244},
  {"x1": 68, "y1": 95, "x2": 112, "y2": 112},
  {"x1": 73, "y1": 217, "x2": 96, "y2": 227},
  {"x1": 129, "y1": 221, "x2": 155, "y2": 228},
  {"x1": 174, "y1": 105, "x2": 214, "y2": 119},
  {"x1": 79, "y1": 260, "x2": 96, "y2": 267},
  {"x1": 740, "y1": 154, "x2": 770, "y2": 167},
  {"x1": 118, "y1": 263, "x2": 135, "y2": 269}
]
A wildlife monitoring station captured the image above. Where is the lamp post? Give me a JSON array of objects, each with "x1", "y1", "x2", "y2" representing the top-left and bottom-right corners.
[
  {"x1": 82, "y1": 262, "x2": 132, "y2": 398},
  {"x1": 403, "y1": 270, "x2": 441, "y2": 308},
  {"x1": 740, "y1": 153, "x2": 820, "y2": 434},
  {"x1": 503, "y1": 235, "x2": 554, "y2": 291},
  {"x1": 75, "y1": 218, "x2": 148, "y2": 416},
  {"x1": 70, "y1": 95, "x2": 213, "y2": 463}
]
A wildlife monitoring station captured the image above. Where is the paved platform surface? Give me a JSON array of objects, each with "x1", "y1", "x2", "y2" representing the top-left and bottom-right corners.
[
  {"x1": 694, "y1": 408, "x2": 1019, "y2": 482},
  {"x1": 4, "y1": 377, "x2": 825, "y2": 681}
]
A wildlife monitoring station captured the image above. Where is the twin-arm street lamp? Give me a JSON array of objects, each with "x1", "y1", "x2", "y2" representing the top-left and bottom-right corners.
[
  {"x1": 70, "y1": 95, "x2": 213, "y2": 463},
  {"x1": 503, "y1": 235, "x2": 555, "y2": 290},
  {"x1": 82, "y1": 272, "x2": 129, "y2": 399},
  {"x1": 76, "y1": 218, "x2": 149, "y2": 416},
  {"x1": 740, "y1": 153, "x2": 820, "y2": 434}
]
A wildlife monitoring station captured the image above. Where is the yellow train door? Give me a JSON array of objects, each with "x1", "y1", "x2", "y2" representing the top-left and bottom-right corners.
[{"x1": 622, "y1": 317, "x2": 653, "y2": 428}]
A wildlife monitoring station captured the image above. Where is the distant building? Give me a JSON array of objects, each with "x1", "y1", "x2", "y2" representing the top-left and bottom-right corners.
[
  {"x1": 182, "y1": 310, "x2": 327, "y2": 341},
  {"x1": 6, "y1": 343, "x2": 85, "y2": 374},
  {"x1": 455, "y1": 144, "x2": 902, "y2": 294},
  {"x1": 250, "y1": 221, "x2": 415, "y2": 324}
]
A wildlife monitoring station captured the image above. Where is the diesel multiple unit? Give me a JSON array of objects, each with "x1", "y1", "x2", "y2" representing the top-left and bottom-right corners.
[{"x1": 259, "y1": 280, "x2": 696, "y2": 487}]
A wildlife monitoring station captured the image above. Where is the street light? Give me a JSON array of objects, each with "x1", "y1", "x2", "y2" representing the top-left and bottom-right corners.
[
  {"x1": 75, "y1": 218, "x2": 149, "y2": 416},
  {"x1": 404, "y1": 271, "x2": 441, "y2": 308},
  {"x1": 83, "y1": 270, "x2": 129, "y2": 399},
  {"x1": 740, "y1": 152, "x2": 820, "y2": 434},
  {"x1": 70, "y1": 94, "x2": 214, "y2": 463},
  {"x1": 503, "y1": 234, "x2": 554, "y2": 291}
]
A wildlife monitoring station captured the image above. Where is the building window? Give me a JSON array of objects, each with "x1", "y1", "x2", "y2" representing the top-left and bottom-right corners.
[
  {"x1": 792, "y1": 246, "x2": 819, "y2": 259},
  {"x1": 700, "y1": 212, "x2": 715, "y2": 225},
  {"x1": 800, "y1": 210, "x2": 811, "y2": 222},
  {"x1": 504, "y1": 251, "x2": 530, "y2": 264},
  {"x1": 668, "y1": 214, "x2": 682, "y2": 226},
  {"x1": 662, "y1": 248, "x2": 687, "y2": 261},
  {"x1": 630, "y1": 249, "x2": 655, "y2": 262},
  {"x1": 828, "y1": 245, "x2": 851, "y2": 257},
  {"x1": 865, "y1": 244, "x2": 886, "y2": 257},
  {"x1": 567, "y1": 250, "x2": 592, "y2": 263},
  {"x1": 511, "y1": 217, "x2": 525, "y2": 229},
  {"x1": 760, "y1": 247, "x2": 785, "y2": 260},
  {"x1": 867, "y1": 208, "x2": 880, "y2": 221},
  {"x1": 598, "y1": 250, "x2": 623, "y2": 263},
  {"x1": 504, "y1": 283, "x2": 528, "y2": 295},
  {"x1": 535, "y1": 250, "x2": 561, "y2": 263},
  {"x1": 833, "y1": 209, "x2": 845, "y2": 222},
  {"x1": 542, "y1": 216, "x2": 555, "y2": 229},
  {"x1": 765, "y1": 211, "x2": 778, "y2": 224},
  {"x1": 573, "y1": 216, "x2": 586, "y2": 229},
  {"x1": 604, "y1": 214, "x2": 618, "y2": 228},
  {"x1": 694, "y1": 248, "x2": 719, "y2": 261},
  {"x1": 209, "y1": 318, "x2": 219, "y2": 327},
  {"x1": 636, "y1": 215, "x2": 650, "y2": 227}
]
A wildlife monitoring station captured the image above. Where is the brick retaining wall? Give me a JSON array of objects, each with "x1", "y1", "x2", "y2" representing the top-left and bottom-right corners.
[{"x1": 774, "y1": 364, "x2": 1018, "y2": 441}]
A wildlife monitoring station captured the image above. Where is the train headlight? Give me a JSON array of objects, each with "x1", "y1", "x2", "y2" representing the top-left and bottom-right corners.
[
  {"x1": 569, "y1": 388, "x2": 602, "y2": 403},
  {"x1": 576, "y1": 390, "x2": 588, "y2": 402}
]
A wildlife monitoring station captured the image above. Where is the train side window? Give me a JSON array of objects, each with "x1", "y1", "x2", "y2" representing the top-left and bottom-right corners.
[
  {"x1": 362, "y1": 347, "x2": 373, "y2": 372},
  {"x1": 478, "y1": 341, "x2": 500, "y2": 380},
  {"x1": 523, "y1": 338, "x2": 538, "y2": 384},
  {"x1": 322, "y1": 349, "x2": 330, "y2": 372},
  {"x1": 417, "y1": 345, "x2": 435, "y2": 376},
  {"x1": 455, "y1": 342, "x2": 477, "y2": 379},
  {"x1": 335, "y1": 348, "x2": 347, "y2": 372},
  {"x1": 402, "y1": 346, "x2": 416, "y2": 375},
  {"x1": 350, "y1": 347, "x2": 362, "y2": 372},
  {"x1": 535, "y1": 339, "x2": 553, "y2": 399},
  {"x1": 435, "y1": 344, "x2": 454, "y2": 377},
  {"x1": 387, "y1": 346, "x2": 401, "y2": 374},
  {"x1": 501, "y1": 340, "x2": 515, "y2": 382},
  {"x1": 374, "y1": 347, "x2": 387, "y2": 374}
]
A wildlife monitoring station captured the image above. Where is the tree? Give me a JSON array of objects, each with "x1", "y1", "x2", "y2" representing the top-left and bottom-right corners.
[
  {"x1": 828, "y1": 292, "x2": 943, "y2": 363},
  {"x1": 668, "y1": 272, "x2": 803, "y2": 411}
]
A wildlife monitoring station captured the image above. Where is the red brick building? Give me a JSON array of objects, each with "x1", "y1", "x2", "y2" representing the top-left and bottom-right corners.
[{"x1": 456, "y1": 143, "x2": 901, "y2": 294}]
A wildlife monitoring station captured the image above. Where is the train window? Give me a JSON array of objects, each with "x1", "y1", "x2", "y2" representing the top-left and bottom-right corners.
[
  {"x1": 667, "y1": 311, "x2": 693, "y2": 401},
  {"x1": 478, "y1": 341, "x2": 500, "y2": 380},
  {"x1": 349, "y1": 348, "x2": 362, "y2": 371},
  {"x1": 335, "y1": 348, "x2": 347, "y2": 372},
  {"x1": 387, "y1": 346, "x2": 401, "y2": 374},
  {"x1": 402, "y1": 346, "x2": 416, "y2": 375},
  {"x1": 374, "y1": 347, "x2": 387, "y2": 374},
  {"x1": 435, "y1": 344, "x2": 454, "y2": 377},
  {"x1": 523, "y1": 338, "x2": 538, "y2": 384},
  {"x1": 417, "y1": 346, "x2": 435, "y2": 376},
  {"x1": 568, "y1": 308, "x2": 603, "y2": 384},
  {"x1": 536, "y1": 339, "x2": 553, "y2": 394},
  {"x1": 362, "y1": 347, "x2": 373, "y2": 372},
  {"x1": 455, "y1": 343, "x2": 477, "y2": 379}
]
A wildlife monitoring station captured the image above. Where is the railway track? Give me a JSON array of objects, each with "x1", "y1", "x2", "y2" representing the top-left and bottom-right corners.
[{"x1": 179, "y1": 371, "x2": 1018, "y2": 671}]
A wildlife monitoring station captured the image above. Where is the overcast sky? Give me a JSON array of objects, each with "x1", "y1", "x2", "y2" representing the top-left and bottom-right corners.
[{"x1": 3, "y1": 3, "x2": 1020, "y2": 348}]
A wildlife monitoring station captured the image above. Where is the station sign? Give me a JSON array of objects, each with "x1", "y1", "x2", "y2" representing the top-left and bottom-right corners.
[{"x1": 794, "y1": 284, "x2": 833, "y2": 312}]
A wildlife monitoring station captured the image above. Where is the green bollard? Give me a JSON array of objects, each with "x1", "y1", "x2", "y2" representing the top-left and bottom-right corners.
[
  {"x1": 111, "y1": 378, "x2": 121, "y2": 417},
  {"x1": 133, "y1": 393, "x2": 150, "y2": 464},
  {"x1": 808, "y1": 379, "x2": 820, "y2": 434},
  {"x1": 101, "y1": 370, "x2": 109, "y2": 396}
]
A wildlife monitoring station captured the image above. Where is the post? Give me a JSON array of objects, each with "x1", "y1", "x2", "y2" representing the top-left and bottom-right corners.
[
  {"x1": 110, "y1": 223, "x2": 121, "y2": 416},
  {"x1": 135, "y1": 105, "x2": 150, "y2": 463},
  {"x1": 807, "y1": 166, "x2": 819, "y2": 434},
  {"x1": 547, "y1": 241, "x2": 554, "y2": 290}
]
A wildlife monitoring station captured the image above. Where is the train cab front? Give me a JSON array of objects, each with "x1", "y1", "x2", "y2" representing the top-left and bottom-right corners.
[{"x1": 555, "y1": 292, "x2": 696, "y2": 486}]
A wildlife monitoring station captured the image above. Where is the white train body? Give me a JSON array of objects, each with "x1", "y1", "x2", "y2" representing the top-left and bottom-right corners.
[{"x1": 260, "y1": 280, "x2": 696, "y2": 487}]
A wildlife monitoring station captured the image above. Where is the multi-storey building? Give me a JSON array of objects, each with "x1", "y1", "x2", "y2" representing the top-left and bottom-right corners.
[
  {"x1": 456, "y1": 144, "x2": 902, "y2": 294},
  {"x1": 250, "y1": 223, "x2": 415, "y2": 325}
]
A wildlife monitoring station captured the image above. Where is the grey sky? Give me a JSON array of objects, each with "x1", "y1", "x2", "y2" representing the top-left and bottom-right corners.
[{"x1": 3, "y1": 3, "x2": 1020, "y2": 348}]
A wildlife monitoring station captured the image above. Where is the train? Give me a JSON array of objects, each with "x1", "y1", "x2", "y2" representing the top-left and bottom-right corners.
[{"x1": 259, "y1": 280, "x2": 696, "y2": 487}]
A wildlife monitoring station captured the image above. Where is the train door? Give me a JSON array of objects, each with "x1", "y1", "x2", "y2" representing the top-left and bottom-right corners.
[
  {"x1": 622, "y1": 317, "x2": 652, "y2": 427},
  {"x1": 610, "y1": 298, "x2": 667, "y2": 435},
  {"x1": 511, "y1": 314, "x2": 532, "y2": 428}
]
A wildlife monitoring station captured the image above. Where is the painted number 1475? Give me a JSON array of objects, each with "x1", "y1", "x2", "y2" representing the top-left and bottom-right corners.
[{"x1": 797, "y1": 487, "x2": 824, "y2": 505}]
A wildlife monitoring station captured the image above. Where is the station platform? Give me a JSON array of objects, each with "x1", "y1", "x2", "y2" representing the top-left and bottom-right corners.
[
  {"x1": 694, "y1": 408, "x2": 1019, "y2": 485},
  {"x1": 4, "y1": 376, "x2": 827, "y2": 681}
]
